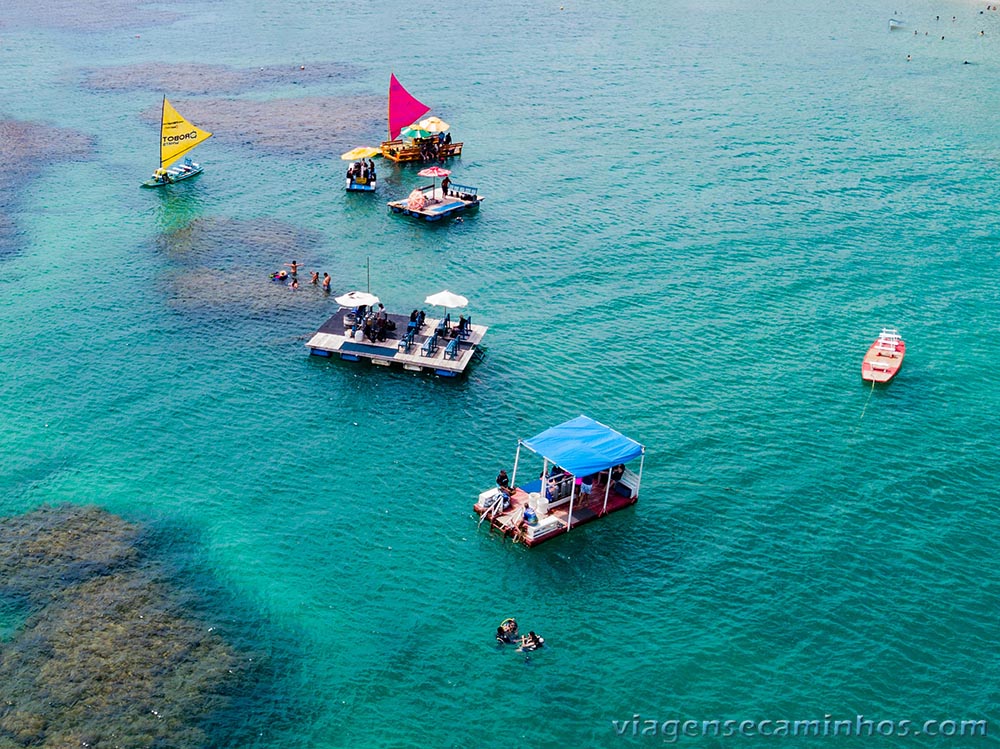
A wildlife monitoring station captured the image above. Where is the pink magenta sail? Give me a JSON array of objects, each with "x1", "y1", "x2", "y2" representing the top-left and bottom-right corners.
[{"x1": 388, "y1": 74, "x2": 431, "y2": 140}]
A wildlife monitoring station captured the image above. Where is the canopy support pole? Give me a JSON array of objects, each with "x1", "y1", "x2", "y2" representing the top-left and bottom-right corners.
[
  {"x1": 636, "y1": 451, "x2": 645, "y2": 499},
  {"x1": 567, "y1": 479, "x2": 576, "y2": 531},
  {"x1": 541, "y1": 458, "x2": 549, "y2": 516},
  {"x1": 601, "y1": 472, "x2": 612, "y2": 515},
  {"x1": 511, "y1": 443, "x2": 522, "y2": 488}
]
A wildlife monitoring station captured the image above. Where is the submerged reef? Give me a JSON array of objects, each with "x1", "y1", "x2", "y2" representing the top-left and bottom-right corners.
[
  {"x1": 80, "y1": 61, "x2": 381, "y2": 155},
  {"x1": 0, "y1": 118, "x2": 92, "y2": 258},
  {"x1": 81, "y1": 62, "x2": 364, "y2": 96},
  {"x1": 4, "y1": 0, "x2": 185, "y2": 31},
  {"x1": 0, "y1": 505, "x2": 252, "y2": 748},
  {"x1": 138, "y1": 95, "x2": 383, "y2": 156},
  {"x1": 152, "y1": 216, "x2": 333, "y2": 312}
]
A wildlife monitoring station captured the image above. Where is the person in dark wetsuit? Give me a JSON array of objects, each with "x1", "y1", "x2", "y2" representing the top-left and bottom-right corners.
[{"x1": 496, "y1": 618, "x2": 519, "y2": 644}]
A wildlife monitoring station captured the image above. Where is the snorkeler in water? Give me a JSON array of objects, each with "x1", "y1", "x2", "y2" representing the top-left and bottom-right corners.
[
  {"x1": 496, "y1": 618, "x2": 519, "y2": 644},
  {"x1": 517, "y1": 631, "x2": 545, "y2": 652}
]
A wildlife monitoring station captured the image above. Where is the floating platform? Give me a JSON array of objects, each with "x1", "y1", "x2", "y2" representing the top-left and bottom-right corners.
[
  {"x1": 306, "y1": 308, "x2": 487, "y2": 376},
  {"x1": 380, "y1": 139, "x2": 463, "y2": 163},
  {"x1": 387, "y1": 184, "x2": 483, "y2": 222}
]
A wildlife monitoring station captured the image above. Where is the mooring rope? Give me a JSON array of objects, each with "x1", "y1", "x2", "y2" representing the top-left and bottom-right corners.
[{"x1": 859, "y1": 377, "x2": 876, "y2": 421}]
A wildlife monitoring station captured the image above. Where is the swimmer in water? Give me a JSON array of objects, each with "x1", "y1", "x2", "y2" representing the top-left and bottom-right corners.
[
  {"x1": 517, "y1": 631, "x2": 545, "y2": 652},
  {"x1": 496, "y1": 618, "x2": 519, "y2": 644}
]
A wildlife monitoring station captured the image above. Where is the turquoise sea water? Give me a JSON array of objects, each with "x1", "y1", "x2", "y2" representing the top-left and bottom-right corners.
[{"x1": 2, "y1": 0, "x2": 999, "y2": 745}]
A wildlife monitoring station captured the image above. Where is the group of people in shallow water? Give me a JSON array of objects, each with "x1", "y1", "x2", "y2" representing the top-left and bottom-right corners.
[
  {"x1": 270, "y1": 260, "x2": 331, "y2": 292},
  {"x1": 495, "y1": 618, "x2": 545, "y2": 653},
  {"x1": 347, "y1": 159, "x2": 377, "y2": 185}
]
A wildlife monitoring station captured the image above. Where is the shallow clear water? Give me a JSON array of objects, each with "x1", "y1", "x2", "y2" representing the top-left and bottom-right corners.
[{"x1": 1, "y1": 0, "x2": 998, "y2": 745}]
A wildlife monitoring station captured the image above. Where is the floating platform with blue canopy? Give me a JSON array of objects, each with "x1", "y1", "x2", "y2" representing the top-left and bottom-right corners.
[{"x1": 473, "y1": 415, "x2": 646, "y2": 547}]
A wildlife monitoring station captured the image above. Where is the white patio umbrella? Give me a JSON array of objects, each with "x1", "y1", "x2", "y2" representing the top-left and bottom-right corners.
[
  {"x1": 424, "y1": 290, "x2": 468, "y2": 328},
  {"x1": 424, "y1": 290, "x2": 468, "y2": 310},
  {"x1": 335, "y1": 290, "x2": 380, "y2": 307},
  {"x1": 418, "y1": 116, "x2": 450, "y2": 134}
]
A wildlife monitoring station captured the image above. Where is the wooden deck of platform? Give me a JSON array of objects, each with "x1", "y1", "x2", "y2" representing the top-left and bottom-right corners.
[
  {"x1": 387, "y1": 185, "x2": 482, "y2": 222},
  {"x1": 474, "y1": 476, "x2": 638, "y2": 547},
  {"x1": 306, "y1": 308, "x2": 487, "y2": 376},
  {"x1": 380, "y1": 140, "x2": 463, "y2": 163}
]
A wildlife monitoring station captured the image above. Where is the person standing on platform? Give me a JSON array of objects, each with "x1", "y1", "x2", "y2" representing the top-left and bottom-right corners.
[{"x1": 440, "y1": 175, "x2": 450, "y2": 197}]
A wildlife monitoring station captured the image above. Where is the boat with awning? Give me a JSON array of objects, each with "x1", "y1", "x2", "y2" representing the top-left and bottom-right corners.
[{"x1": 474, "y1": 415, "x2": 645, "y2": 547}]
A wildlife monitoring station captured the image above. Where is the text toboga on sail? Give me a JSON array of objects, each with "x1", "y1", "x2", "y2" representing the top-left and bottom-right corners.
[{"x1": 141, "y1": 97, "x2": 212, "y2": 187}]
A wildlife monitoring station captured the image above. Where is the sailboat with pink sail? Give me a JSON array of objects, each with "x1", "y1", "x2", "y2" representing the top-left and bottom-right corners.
[{"x1": 379, "y1": 74, "x2": 463, "y2": 163}]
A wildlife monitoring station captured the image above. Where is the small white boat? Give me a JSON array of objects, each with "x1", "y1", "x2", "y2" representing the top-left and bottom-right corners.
[{"x1": 889, "y1": 18, "x2": 904, "y2": 30}]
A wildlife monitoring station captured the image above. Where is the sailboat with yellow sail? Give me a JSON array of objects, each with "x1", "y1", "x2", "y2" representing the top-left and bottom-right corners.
[{"x1": 141, "y1": 97, "x2": 212, "y2": 187}]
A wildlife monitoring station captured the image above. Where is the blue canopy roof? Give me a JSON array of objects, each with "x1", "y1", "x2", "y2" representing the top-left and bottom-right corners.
[{"x1": 520, "y1": 415, "x2": 644, "y2": 478}]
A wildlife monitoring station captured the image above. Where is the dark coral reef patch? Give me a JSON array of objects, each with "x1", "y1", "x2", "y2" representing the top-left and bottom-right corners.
[
  {"x1": 5, "y1": 0, "x2": 186, "y2": 31},
  {"x1": 0, "y1": 118, "x2": 92, "y2": 258},
  {"x1": 0, "y1": 505, "x2": 256, "y2": 748},
  {"x1": 138, "y1": 95, "x2": 383, "y2": 156},
  {"x1": 153, "y1": 216, "x2": 333, "y2": 312},
  {"x1": 81, "y1": 61, "x2": 364, "y2": 96}
]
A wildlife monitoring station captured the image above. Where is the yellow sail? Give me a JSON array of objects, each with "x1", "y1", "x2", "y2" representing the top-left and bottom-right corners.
[{"x1": 159, "y1": 97, "x2": 212, "y2": 169}]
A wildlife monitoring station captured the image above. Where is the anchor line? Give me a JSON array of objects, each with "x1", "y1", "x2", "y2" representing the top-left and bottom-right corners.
[{"x1": 859, "y1": 377, "x2": 876, "y2": 421}]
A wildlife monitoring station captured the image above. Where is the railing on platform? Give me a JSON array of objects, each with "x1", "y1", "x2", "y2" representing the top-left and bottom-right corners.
[{"x1": 379, "y1": 139, "x2": 464, "y2": 162}]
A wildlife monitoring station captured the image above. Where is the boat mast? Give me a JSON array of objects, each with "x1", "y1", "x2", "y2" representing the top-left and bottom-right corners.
[{"x1": 159, "y1": 95, "x2": 166, "y2": 168}]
